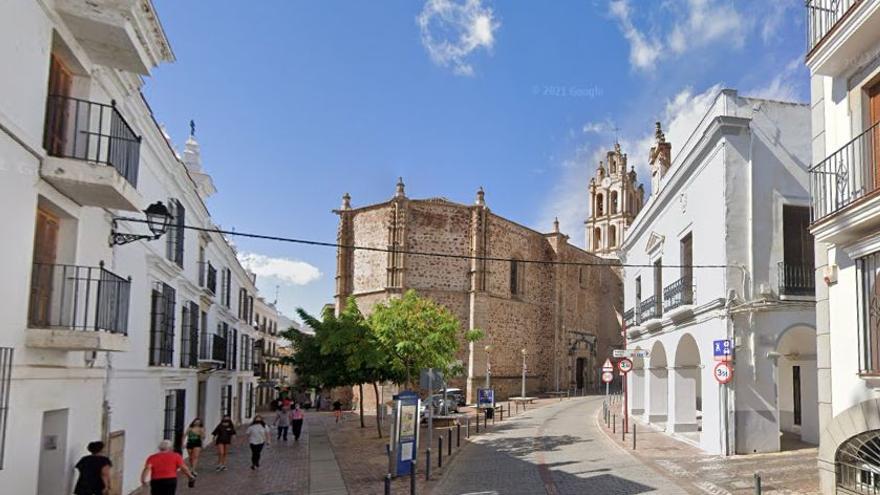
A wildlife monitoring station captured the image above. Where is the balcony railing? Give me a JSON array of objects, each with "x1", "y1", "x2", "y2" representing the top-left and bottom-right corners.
[
  {"x1": 779, "y1": 262, "x2": 816, "y2": 296},
  {"x1": 806, "y1": 0, "x2": 859, "y2": 52},
  {"x1": 624, "y1": 308, "x2": 636, "y2": 327},
  {"x1": 28, "y1": 262, "x2": 130, "y2": 334},
  {"x1": 639, "y1": 295, "x2": 660, "y2": 322},
  {"x1": 44, "y1": 95, "x2": 140, "y2": 187},
  {"x1": 663, "y1": 277, "x2": 694, "y2": 312},
  {"x1": 810, "y1": 122, "x2": 880, "y2": 222},
  {"x1": 199, "y1": 333, "x2": 227, "y2": 364}
]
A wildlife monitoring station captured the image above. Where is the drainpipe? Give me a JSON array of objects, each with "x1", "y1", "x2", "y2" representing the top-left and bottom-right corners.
[{"x1": 101, "y1": 351, "x2": 113, "y2": 445}]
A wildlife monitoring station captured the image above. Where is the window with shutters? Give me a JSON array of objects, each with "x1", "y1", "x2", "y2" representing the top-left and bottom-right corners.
[
  {"x1": 227, "y1": 327, "x2": 238, "y2": 370},
  {"x1": 246, "y1": 383, "x2": 255, "y2": 418},
  {"x1": 857, "y1": 251, "x2": 880, "y2": 373},
  {"x1": 221, "y1": 385, "x2": 232, "y2": 417},
  {"x1": 165, "y1": 199, "x2": 185, "y2": 268},
  {"x1": 238, "y1": 288, "x2": 247, "y2": 320},
  {"x1": 780, "y1": 205, "x2": 815, "y2": 296},
  {"x1": 149, "y1": 283, "x2": 176, "y2": 366},
  {"x1": 220, "y1": 268, "x2": 232, "y2": 308},
  {"x1": 180, "y1": 301, "x2": 199, "y2": 368}
]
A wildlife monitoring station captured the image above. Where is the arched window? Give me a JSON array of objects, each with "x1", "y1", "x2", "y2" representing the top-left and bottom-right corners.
[
  {"x1": 837, "y1": 430, "x2": 880, "y2": 492},
  {"x1": 593, "y1": 228, "x2": 602, "y2": 251},
  {"x1": 609, "y1": 225, "x2": 617, "y2": 247},
  {"x1": 610, "y1": 191, "x2": 619, "y2": 215},
  {"x1": 596, "y1": 194, "x2": 604, "y2": 217},
  {"x1": 510, "y1": 259, "x2": 523, "y2": 296}
]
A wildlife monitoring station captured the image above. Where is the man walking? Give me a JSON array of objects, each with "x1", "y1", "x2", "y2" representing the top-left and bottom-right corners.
[
  {"x1": 140, "y1": 440, "x2": 195, "y2": 495},
  {"x1": 274, "y1": 406, "x2": 291, "y2": 441}
]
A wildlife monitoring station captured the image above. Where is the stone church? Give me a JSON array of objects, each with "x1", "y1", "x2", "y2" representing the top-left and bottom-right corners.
[
  {"x1": 334, "y1": 179, "x2": 623, "y2": 403},
  {"x1": 585, "y1": 141, "x2": 647, "y2": 256}
]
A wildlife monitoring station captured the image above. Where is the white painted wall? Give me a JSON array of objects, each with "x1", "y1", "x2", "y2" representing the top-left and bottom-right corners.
[
  {"x1": 622, "y1": 90, "x2": 815, "y2": 455},
  {"x1": 0, "y1": 2, "x2": 270, "y2": 493}
]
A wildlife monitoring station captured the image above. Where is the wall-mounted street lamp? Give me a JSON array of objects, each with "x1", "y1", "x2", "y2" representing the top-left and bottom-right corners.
[
  {"x1": 110, "y1": 201, "x2": 174, "y2": 246},
  {"x1": 520, "y1": 348, "x2": 528, "y2": 398}
]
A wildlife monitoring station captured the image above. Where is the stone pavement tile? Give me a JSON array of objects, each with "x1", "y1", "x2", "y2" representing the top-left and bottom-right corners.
[
  {"x1": 597, "y1": 406, "x2": 820, "y2": 495},
  {"x1": 132, "y1": 422, "x2": 309, "y2": 495},
  {"x1": 317, "y1": 395, "x2": 563, "y2": 495},
  {"x1": 434, "y1": 396, "x2": 688, "y2": 495}
]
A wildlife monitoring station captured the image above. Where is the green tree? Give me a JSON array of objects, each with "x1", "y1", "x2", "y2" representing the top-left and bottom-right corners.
[
  {"x1": 281, "y1": 307, "x2": 352, "y2": 399},
  {"x1": 368, "y1": 290, "x2": 462, "y2": 388}
]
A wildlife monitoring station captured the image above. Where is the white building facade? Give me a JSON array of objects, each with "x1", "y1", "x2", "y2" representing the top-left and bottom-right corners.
[
  {"x1": 804, "y1": 1, "x2": 880, "y2": 492},
  {"x1": 0, "y1": 2, "x2": 272, "y2": 493},
  {"x1": 622, "y1": 90, "x2": 818, "y2": 455}
]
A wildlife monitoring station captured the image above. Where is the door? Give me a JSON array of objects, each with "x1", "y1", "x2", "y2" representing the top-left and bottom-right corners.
[
  {"x1": 793, "y1": 365, "x2": 802, "y2": 427},
  {"x1": 45, "y1": 54, "x2": 73, "y2": 156},
  {"x1": 107, "y1": 431, "x2": 125, "y2": 495},
  {"x1": 576, "y1": 358, "x2": 585, "y2": 390},
  {"x1": 37, "y1": 409, "x2": 69, "y2": 495},
  {"x1": 29, "y1": 208, "x2": 59, "y2": 327},
  {"x1": 197, "y1": 381, "x2": 207, "y2": 421}
]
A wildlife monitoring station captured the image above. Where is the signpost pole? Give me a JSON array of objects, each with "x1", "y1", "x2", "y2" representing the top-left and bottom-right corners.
[
  {"x1": 426, "y1": 368, "x2": 433, "y2": 480},
  {"x1": 622, "y1": 316, "x2": 628, "y2": 434}
]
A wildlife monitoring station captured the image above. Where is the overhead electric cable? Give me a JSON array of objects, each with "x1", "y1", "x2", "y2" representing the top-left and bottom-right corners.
[{"x1": 114, "y1": 217, "x2": 731, "y2": 269}]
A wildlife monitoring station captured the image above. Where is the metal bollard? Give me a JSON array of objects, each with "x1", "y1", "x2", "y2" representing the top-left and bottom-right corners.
[
  {"x1": 425, "y1": 448, "x2": 431, "y2": 480},
  {"x1": 622, "y1": 421, "x2": 626, "y2": 441},
  {"x1": 500, "y1": 406, "x2": 503, "y2": 421},
  {"x1": 492, "y1": 408, "x2": 495, "y2": 425},
  {"x1": 476, "y1": 413, "x2": 480, "y2": 433},
  {"x1": 754, "y1": 473, "x2": 762, "y2": 495},
  {"x1": 633, "y1": 423, "x2": 637, "y2": 450},
  {"x1": 438, "y1": 436, "x2": 443, "y2": 468},
  {"x1": 411, "y1": 460, "x2": 417, "y2": 495},
  {"x1": 613, "y1": 414, "x2": 616, "y2": 434},
  {"x1": 447, "y1": 428, "x2": 452, "y2": 456},
  {"x1": 385, "y1": 473, "x2": 392, "y2": 495},
  {"x1": 457, "y1": 423, "x2": 461, "y2": 447},
  {"x1": 466, "y1": 417, "x2": 470, "y2": 438}
]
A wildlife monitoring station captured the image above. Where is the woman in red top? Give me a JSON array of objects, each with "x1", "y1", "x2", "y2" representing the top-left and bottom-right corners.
[{"x1": 140, "y1": 440, "x2": 195, "y2": 495}]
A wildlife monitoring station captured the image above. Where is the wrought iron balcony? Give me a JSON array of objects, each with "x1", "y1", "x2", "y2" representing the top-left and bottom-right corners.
[
  {"x1": 44, "y1": 95, "x2": 140, "y2": 187},
  {"x1": 663, "y1": 277, "x2": 694, "y2": 312},
  {"x1": 778, "y1": 262, "x2": 816, "y2": 296},
  {"x1": 28, "y1": 262, "x2": 130, "y2": 334},
  {"x1": 624, "y1": 308, "x2": 636, "y2": 327},
  {"x1": 639, "y1": 295, "x2": 660, "y2": 322},
  {"x1": 199, "y1": 333, "x2": 227, "y2": 365},
  {"x1": 810, "y1": 122, "x2": 880, "y2": 222},
  {"x1": 806, "y1": 0, "x2": 859, "y2": 52}
]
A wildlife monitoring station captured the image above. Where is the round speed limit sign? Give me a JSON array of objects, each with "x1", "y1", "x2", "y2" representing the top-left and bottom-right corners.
[
  {"x1": 714, "y1": 362, "x2": 734, "y2": 384},
  {"x1": 617, "y1": 358, "x2": 633, "y2": 374},
  {"x1": 601, "y1": 371, "x2": 614, "y2": 383}
]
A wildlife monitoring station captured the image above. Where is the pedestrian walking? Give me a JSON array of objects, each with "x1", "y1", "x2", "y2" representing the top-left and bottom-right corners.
[
  {"x1": 274, "y1": 406, "x2": 291, "y2": 441},
  {"x1": 183, "y1": 418, "x2": 205, "y2": 475},
  {"x1": 247, "y1": 415, "x2": 271, "y2": 470},
  {"x1": 211, "y1": 415, "x2": 236, "y2": 471},
  {"x1": 140, "y1": 439, "x2": 195, "y2": 495},
  {"x1": 333, "y1": 400, "x2": 343, "y2": 423},
  {"x1": 73, "y1": 441, "x2": 112, "y2": 495},
  {"x1": 291, "y1": 403, "x2": 305, "y2": 441}
]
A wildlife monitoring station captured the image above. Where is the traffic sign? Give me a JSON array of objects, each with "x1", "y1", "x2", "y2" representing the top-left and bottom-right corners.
[
  {"x1": 617, "y1": 357, "x2": 633, "y2": 374},
  {"x1": 613, "y1": 349, "x2": 650, "y2": 358},
  {"x1": 713, "y1": 362, "x2": 734, "y2": 384},
  {"x1": 713, "y1": 339, "x2": 734, "y2": 362},
  {"x1": 602, "y1": 358, "x2": 614, "y2": 372},
  {"x1": 601, "y1": 371, "x2": 614, "y2": 384}
]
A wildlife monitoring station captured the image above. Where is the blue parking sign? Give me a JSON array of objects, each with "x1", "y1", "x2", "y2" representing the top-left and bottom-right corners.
[{"x1": 713, "y1": 339, "x2": 733, "y2": 361}]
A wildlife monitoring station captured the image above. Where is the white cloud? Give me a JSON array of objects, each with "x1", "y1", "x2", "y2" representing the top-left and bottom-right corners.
[
  {"x1": 417, "y1": 0, "x2": 500, "y2": 76},
  {"x1": 743, "y1": 57, "x2": 806, "y2": 103},
  {"x1": 237, "y1": 252, "x2": 322, "y2": 286},
  {"x1": 610, "y1": 0, "x2": 745, "y2": 71},
  {"x1": 539, "y1": 84, "x2": 723, "y2": 247},
  {"x1": 582, "y1": 119, "x2": 616, "y2": 135}
]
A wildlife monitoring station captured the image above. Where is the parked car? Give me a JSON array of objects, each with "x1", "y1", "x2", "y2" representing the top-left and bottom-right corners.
[
  {"x1": 443, "y1": 388, "x2": 466, "y2": 407},
  {"x1": 419, "y1": 394, "x2": 458, "y2": 422}
]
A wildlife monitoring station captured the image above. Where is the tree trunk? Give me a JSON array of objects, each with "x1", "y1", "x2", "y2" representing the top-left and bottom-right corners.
[
  {"x1": 373, "y1": 382, "x2": 383, "y2": 438},
  {"x1": 358, "y1": 383, "x2": 365, "y2": 428}
]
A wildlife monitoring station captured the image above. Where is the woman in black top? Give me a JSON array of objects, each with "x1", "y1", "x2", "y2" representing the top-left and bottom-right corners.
[
  {"x1": 211, "y1": 415, "x2": 236, "y2": 471},
  {"x1": 74, "y1": 441, "x2": 112, "y2": 495}
]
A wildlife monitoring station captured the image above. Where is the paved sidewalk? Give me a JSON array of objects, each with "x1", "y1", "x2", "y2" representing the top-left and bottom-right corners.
[
  {"x1": 434, "y1": 396, "x2": 688, "y2": 494},
  {"x1": 598, "y1": 408, "x2": 821, "y2": 495},
  {"x1": 308, "y1": 416, "x2": 347, "y2": 495}
]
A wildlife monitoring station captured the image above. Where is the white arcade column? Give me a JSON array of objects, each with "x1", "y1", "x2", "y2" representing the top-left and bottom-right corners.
[
  {"x1": 630, "y1": 369, "x2": 645, "y2": 415},
  {"x1": 646, "y1": 366, "x2": 668, "y2": 425}
]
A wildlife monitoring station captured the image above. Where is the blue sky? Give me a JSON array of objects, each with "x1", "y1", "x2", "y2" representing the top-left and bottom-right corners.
[{"x1": 144, "y1": 0, "x2": 809, "y2": 320}]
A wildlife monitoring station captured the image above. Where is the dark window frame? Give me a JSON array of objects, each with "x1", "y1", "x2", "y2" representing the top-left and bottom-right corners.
[{"x1": 149, "y1": 283, "x2": 176, "y2": 366}]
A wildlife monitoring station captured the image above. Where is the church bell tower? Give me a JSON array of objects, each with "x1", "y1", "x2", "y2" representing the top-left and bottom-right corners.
[{"x1": 585, "y1": 142, "x2": 644, "y2": 256}]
